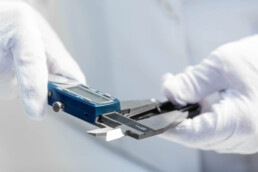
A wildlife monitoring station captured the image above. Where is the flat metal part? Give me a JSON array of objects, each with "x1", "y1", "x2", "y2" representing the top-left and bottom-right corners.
[
  {"x1": 86, "y1": 100, "x2": 200, "y2": 140},
  {"x1": 87, "y1": 127, "x2": 114, "y2": 136},
  {"x1": 87, "y1": 127, "x2": 125, "y2": 141},
  {"x1": 103, "y1": 113, "x2": 154, "y2": 132},
  {"x1": 120, "y1": 99, "x2": 157, "y2": 110},
  {"x1": 119, "y1": 110, "x2": 188, "y2": 139},
  {"x1": 106, "y1": 128, "x2": 125, "y2": 141},
  {"x1": 126, "y1": 102, "x2": 160, "y2": 118},
  {"x1": 98, "y1": 110, "x2": 188, "y2": 140},
  {"x1": 139, "y1": 110, "x2": 187, "y2": 131}
]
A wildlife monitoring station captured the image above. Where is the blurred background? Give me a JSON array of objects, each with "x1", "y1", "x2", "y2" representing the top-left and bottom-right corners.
[{"x1": 1, "y1": 0, "x2": 258, "y2": 171}]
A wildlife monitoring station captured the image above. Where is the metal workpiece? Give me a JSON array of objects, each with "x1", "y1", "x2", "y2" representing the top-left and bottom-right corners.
[
  {"x1": 99, "y1": 110, "x2": 187, "y2": 140},
  {"x1": 128, "y1": 110, "x2": 188, "y2": 139},
  {"x1": 87, "y1": 100, "x2": 200, "y2": 141}
]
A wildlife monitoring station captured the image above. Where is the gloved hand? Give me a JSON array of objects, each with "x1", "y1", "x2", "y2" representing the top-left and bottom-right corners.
[
  {"x1": 161, "y1": 35, "x2": 258, "y2": 154},
  {"x1": 0, "y1": 2, "x2": 85, "y2": 119}
]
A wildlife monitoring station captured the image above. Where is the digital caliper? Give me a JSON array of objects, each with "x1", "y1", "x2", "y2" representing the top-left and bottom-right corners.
[{"x1": 48, "y1": 76, "x2": 200, "y2": 141}]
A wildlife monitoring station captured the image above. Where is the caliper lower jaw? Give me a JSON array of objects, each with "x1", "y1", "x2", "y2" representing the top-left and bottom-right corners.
[
  {"x1": 87, "y1": 110, "x2": 188, "y2": 141},
  {"x1": 87, "y1": 127, "x2": 125, "y2": 141}
]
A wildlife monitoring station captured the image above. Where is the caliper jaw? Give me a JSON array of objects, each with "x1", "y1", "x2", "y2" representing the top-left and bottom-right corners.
[{"x1": 87, "y1": 100, "x2": 200, "y2": 141}]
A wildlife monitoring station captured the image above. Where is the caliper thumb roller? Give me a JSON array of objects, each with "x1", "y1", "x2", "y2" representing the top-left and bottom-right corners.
[{"x1": 48, "y1": 75, "x2": 201, "y2": 141}]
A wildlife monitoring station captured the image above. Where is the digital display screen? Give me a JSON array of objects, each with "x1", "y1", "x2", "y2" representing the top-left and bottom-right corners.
[{"x1": 67, "y1": 86, "x2": 111, "y2": 103}]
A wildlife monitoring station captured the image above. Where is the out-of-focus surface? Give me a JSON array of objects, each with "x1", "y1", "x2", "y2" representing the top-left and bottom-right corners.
[
  {"x1": 1, "y1": 0, "x2": 258, "y2": 171},
  {"x1": 0, "y1": 99, "x2": 199, "y2": 171},
  {"x1": 0, "y1": 100, "x2": 149, "y2": 171}
]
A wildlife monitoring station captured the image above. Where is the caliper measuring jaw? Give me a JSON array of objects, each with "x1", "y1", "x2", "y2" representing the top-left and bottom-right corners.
[{"x1": 87, "y1": 99, "x2": 200, "y2": 141}]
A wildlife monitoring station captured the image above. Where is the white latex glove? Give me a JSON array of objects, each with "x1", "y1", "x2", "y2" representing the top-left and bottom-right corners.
[
  {"x1": 161, "y1": 35, "x2": 258, "y2": 154},
  {"x1": 0, "y1": 2, "x2": 85, "y2": 119}
]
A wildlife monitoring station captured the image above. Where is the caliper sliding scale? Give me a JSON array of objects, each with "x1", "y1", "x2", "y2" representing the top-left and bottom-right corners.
[{"x1": 48, "y1": 76, "x2": 201, "y2": 141}]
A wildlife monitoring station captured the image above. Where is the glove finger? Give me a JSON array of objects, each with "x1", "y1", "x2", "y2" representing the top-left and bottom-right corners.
[
  {"x1": 0, "y1": 51, "x2": 18, "y2": 99},
  {"x1": 215, "y1": 139, "x2": 257, "y2": 154},
  {"x1": 161, "y1": 112, "x2": 219, "y2": 147},
  {"x1": 35, "y1": 11, "x2": 86, "y2": 84},
  {"x1": 161, "y1": 96, "x2": 239, "y2": 149},
  {"x1": 11, "y1": 7, "x2": 48, "y2": 119},
  {"x1": 162, "y1": 73, "x2": 174, "y2": 83},
  {"x1": 162, "y1": 55, "x2": 227, "y2": 105}
]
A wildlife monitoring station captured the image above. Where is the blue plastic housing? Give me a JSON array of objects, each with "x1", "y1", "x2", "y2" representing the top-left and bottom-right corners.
[{"x1": 48, "y1": 81, "x2": 121, "y2": 124}]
